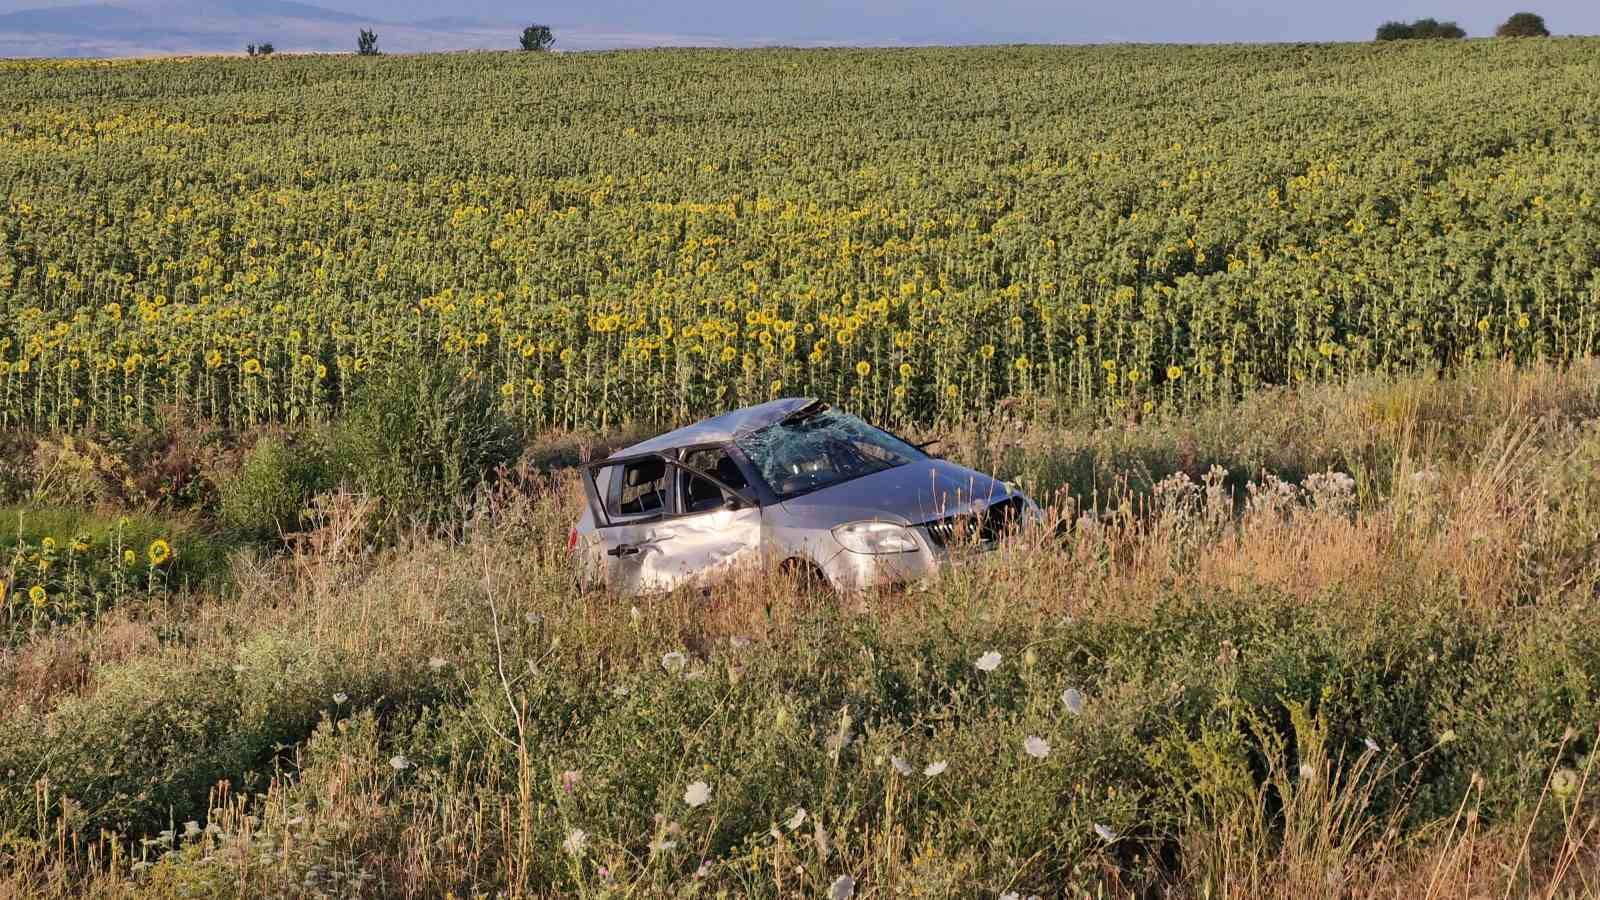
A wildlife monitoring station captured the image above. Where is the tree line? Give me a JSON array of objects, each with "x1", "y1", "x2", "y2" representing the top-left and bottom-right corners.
[
  {"x1": 246, "y1": 13, "x2": 1558, "y2": 58},
  {"x1": 244, "y1": 24, "x2": 556, "y2": 58},
  {"x1": 1377, "y1": 11, "x2": 1550, "y2": 40}
]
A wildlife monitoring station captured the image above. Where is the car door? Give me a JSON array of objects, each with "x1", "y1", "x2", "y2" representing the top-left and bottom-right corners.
[{"x1": 581, "y1": 448, "x2": 762, "y2": 595}]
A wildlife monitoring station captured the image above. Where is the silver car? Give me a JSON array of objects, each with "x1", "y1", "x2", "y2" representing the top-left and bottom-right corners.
[{"x1": 570, "y1": 398, "x2": 1041, "y2": 595}]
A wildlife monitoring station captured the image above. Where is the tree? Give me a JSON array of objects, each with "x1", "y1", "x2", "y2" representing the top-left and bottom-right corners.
[
  {"x1": 357, "y1": 29, "x2": 379, "y2": 56},
  {"x1": 520, "y1": 24, "x2": 555, "y2": 52},
  {"x1": 1375, "y1": 18, "x2": 1466, "y2": 41},
  {"x1": 1375, "y1": 21, "x2": 1413, "y2": 40},
  {"x1": 1497, "y1": 12, "x2": 1550, "y2": 37},
  {"x1": 246, "y1": 43, "x2": 257, "y2": 57},
  {"x1": 1410, "y1": 18, "x2": 1466, "y2": 38},
  {"x1": 258, "y1": 42, "x2": 275, "y2": 56}
]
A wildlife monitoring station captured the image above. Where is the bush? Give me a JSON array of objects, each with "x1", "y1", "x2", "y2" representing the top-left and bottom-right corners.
[
  {"x1": 1496, "y1": 12, "x2": 1550, "y2": 37},
  {"x1": 218, "y1": 437, "x2": 330, "y2": 541},
  {"x1": 327, "y1": 361, "x2": 519, "y2": 533},
  {"x1": 356, "y1": 29, "x2": 378, "y2": 56}
]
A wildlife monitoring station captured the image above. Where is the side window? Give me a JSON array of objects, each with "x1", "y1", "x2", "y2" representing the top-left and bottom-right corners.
[
  {"x1": 608, "y1": 458, "x2": 670, "y2": 519},
  {"x1": 678, "y1": 448, "x2": 748, "y2": 515}
]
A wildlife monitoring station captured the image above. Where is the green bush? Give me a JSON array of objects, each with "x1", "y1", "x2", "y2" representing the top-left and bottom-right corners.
[
  {"x1": 327, "y1": 361, "x2": 520, "y2": 534},
  {"x1": 218, "y1": 437, "x2": 330, "y2": 541}
]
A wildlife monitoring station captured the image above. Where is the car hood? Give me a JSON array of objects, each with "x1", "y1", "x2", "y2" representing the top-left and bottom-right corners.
[{"x1": 778, "y1": 459, "x2": 1021, "y2": 527}]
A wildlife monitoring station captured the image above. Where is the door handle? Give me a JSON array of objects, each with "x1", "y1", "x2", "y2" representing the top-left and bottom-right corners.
[{"x1": 607, "y1": 544, "x2": 640, "y2": 558}]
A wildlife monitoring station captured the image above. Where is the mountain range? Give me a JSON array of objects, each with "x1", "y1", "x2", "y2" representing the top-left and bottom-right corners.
[{"x1": 0, "y1": 0, "x2": 743, "y2": 57}]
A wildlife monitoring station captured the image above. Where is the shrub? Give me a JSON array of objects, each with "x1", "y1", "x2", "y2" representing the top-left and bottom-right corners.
[
  {"x1": 356, "y1": 29, "x2": 379, "y2": 56},
  {"x1": 327, "y1": 361, "x2": 519, "y2": 533},
  {"x1": 218, "y1": 437, "x2": 330, "y2": 541}
]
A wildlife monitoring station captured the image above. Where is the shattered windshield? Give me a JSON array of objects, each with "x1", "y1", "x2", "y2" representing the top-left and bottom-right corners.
[{"x1": 736, "y1": 408, "x2": 927, "y2": 499}]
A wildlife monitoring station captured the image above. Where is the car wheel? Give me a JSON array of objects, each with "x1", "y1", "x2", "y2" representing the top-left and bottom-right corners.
[{"x1": 780, "y1": 558, "x2": 834, "y2": 599}]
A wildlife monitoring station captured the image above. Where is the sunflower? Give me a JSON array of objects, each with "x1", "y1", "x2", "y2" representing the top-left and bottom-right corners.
[
  {"x1": 123, "y1": 548, "x2": 137, "y2": 567},
  {"x1": 29, "y1": 585, "x2": 47, "y2": 608},
  {"x1": 242, "y1": 358, "x2": 262, "y2": 376},
  {"x1": 855, "y1": 360, "x2": 871, "y2": 377},
  {"x1": 1167, "y1": 365, "x2": 1183, "y2": 381},
  {"x1": 148, "y1": 538, "x2": 172, "y2": 567}
]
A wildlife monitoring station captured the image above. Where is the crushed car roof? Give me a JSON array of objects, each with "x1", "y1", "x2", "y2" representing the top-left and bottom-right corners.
[{"x1": 611, "y1": 397, "x2": 820, "y2": 458}]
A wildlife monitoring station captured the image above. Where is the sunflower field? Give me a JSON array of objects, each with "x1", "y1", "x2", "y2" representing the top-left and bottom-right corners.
[{"x1": 2, "y1": 41, "x2": 1598, "y2": 432}]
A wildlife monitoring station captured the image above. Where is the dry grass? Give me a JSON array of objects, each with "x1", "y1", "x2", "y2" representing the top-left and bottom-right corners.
[{"x1": 0, "y1": 362, "x2": 1597, "y2": 897}]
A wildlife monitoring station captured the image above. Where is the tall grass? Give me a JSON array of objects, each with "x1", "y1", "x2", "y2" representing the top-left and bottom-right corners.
[{"x1": 0, "y1": 363, "x2": 1597, "y2": 897}]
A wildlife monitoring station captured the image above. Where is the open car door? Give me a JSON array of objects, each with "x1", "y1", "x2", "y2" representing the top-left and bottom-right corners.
[{"x1": 580, "y1": 449, "x2": 763, "y2": 595}]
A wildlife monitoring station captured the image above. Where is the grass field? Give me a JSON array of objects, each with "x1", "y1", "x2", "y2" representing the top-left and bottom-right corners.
[{"x1": 2, "y1": 39, "x2": 1600, "y2": 898}]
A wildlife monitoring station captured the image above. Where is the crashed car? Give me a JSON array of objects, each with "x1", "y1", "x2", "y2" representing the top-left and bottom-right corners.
[{"x1": 570, "y1": 398, "x2": 1041, "y2": 595}]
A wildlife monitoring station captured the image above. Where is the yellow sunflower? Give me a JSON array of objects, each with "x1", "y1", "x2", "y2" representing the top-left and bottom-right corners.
[{"x1": 148, "y1": 538, "x2": 172, "y2": 567}]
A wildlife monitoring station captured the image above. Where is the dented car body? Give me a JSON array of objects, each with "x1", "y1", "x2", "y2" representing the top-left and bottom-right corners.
[{"x1": 572, "y1": 398, "x2": 1041, "y2": 595}]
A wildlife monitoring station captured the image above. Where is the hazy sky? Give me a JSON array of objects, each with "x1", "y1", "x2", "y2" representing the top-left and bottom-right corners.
[{"x1": 1, "y1": 0, "x2": 1596, "y2": 45}]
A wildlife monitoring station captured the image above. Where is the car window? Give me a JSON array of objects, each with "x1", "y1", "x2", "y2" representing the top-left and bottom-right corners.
[
  {"x1": 736, "y1": 409, "x2": 926, "y2": 499},
  {"x1": 678, "y1": 447, "x2": 748, "y2": 514},
  {"x1": 608, "y1": 458, "x2": 670, "y2": 519}
]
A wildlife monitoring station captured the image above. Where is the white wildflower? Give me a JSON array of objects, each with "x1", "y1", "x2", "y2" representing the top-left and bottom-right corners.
[
  {"x1": 661, "y1": 651, "x2": 687, "y2": 674},
  {"x1": 829, "y1": 874, "x2": 857, "y2": 900},
  {"x1": 923, "y1": 760, "x2": 947, "y2": 777},
  {"x1": 786, "y1": 807, "x2": 807, "y2": 831},
  {"x1": 1061, "y1": 687, "x2": 1084, "y2": 715},
  {"x1": 649, "y1": 837, "x2": 678, "y2": 853},
  {"x1": 684, "y1": 780, "x2": 711, "y2": 808},
  {"x1": 1023, "y1": 735, "x2": 1051, "y2": 759},
  {"x1": 388, "y1": 755, "x2": 411, "y2": 771},
  {"x1": 332, "y1": 692, "x2": 348, "y2": 705},
  {"x1": 890, "y1": 755, "x2": 913, "y2": 776},
  {"x1": 1094, "y1": 822, "x2": 1118, "y2": 842},
  {"x1": 1364, "y1": 737, "x2": 1381, "y2": 754},
  {"x1": 562, "y1": 828, "x2": 588, "y2": 856},
  {"x1": 975, "y1": 650, "x2": 1003, "y2": 672}
]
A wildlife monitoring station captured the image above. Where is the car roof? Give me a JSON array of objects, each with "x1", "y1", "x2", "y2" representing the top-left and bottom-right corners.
[{"x1": 610, "y1": 397, "x2": 820, "y2": 458}]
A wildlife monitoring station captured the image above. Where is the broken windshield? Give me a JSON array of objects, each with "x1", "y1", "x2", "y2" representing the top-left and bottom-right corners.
[{"x1": 736, "y1": 409, "x2": 928, "y2": 500}]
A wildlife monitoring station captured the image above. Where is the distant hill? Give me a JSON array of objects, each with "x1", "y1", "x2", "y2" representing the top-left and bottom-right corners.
[{"x1": 0, "y1": 1, "x2": 733, "y2": 57}]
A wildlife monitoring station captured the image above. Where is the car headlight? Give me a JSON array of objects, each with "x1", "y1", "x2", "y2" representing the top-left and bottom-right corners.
[{"x1": 832, "y1": 521, "x2": 920, "y2": 554}]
